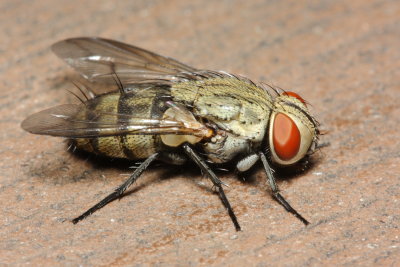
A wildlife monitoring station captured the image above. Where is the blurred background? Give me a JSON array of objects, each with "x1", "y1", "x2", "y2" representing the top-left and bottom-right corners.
[{"x1": 1, "y1": 0, "x2": 399, "y2": 265}]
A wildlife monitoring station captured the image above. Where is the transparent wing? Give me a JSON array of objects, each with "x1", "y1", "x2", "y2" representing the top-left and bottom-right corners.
[
  {"x1": 51, "y1": 37, "x2": 199, "y2": 87},
  {"x1": 21, "y1": 104, "x2": 211, "y2": 139}
]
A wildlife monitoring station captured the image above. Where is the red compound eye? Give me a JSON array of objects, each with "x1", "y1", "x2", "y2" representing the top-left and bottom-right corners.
[
  {"x1": 273, "y1": 113, "x2": 301, "y2": 161},
  {"x1": 283, "y1": 91, "x2": 306, "y2": 105}
]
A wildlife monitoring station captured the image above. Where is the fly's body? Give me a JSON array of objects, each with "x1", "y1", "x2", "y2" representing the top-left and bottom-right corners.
[
  {"x1": 73, "y1": 77, "x2": 274, "y2": 166},
  {"x1": 22, "y1": 38, "x2": 320, "y2": 231}
]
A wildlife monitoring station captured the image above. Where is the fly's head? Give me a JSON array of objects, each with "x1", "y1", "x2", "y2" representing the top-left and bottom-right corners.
[{"x1": 267, "y1": 91, "x2": 319, "y2": 166}]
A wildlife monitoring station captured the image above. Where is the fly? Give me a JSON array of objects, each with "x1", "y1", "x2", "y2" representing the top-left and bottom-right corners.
[{"x1": 21, "y1": 37, "x2": 320, "y2": 231}]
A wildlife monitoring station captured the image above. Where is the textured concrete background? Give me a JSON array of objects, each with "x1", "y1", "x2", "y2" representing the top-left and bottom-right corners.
[{"x1": 1, "y1": 0, "x2": 399, "y2": 266}]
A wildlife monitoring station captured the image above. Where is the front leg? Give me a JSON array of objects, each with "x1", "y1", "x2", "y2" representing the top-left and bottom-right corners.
[{"x1": 259, "y1": 152, "x2": 310, "y2": 225}]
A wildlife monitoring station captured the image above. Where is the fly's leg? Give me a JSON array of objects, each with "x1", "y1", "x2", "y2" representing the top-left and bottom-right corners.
[
  {"x1": 72, "y1": 153, "x2": 159, "y2": 224},
  {"x1": 259, "y1": 152, "x2": 310, "y2": 225},
  {"x1": 183, "y1": 144, "x2": 241, "y2": 231}
]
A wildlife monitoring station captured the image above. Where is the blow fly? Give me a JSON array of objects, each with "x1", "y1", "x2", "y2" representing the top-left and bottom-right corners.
[{"x1": 21, "y1": 38, "x2": 320, "y2": 231}]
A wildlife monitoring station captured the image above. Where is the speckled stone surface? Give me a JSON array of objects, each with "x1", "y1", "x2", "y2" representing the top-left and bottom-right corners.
[{"x1": 1, "y1": 0, "x2": 399, "y2": 266}]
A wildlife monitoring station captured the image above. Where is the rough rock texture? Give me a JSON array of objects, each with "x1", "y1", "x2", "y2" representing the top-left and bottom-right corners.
[{"x1": 1, "y1": 0, "x2": 399, "y2": 266}]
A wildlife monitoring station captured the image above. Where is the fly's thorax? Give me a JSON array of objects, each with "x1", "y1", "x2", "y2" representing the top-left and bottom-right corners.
[
  {"x1": 267, "y1": 93, "x2": 318, "y2": 166},
  {"x1": 171, "y1": 77, "x2": 273, "y2": 142}
]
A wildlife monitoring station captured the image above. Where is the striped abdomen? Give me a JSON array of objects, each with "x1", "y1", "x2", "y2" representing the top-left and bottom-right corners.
[{"x1": 73, "y1": 87, "x2": 170, "y2": 160}]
